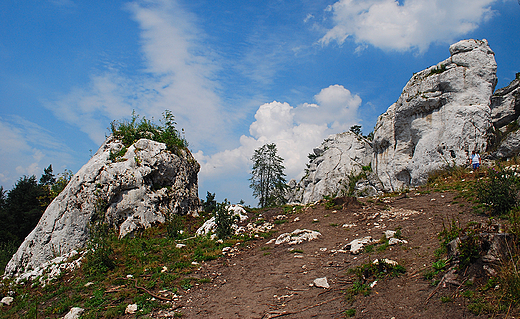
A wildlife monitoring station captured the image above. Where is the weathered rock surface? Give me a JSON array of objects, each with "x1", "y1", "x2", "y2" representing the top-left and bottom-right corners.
[
  {"x1": 489, "y1": 77, "x2": 520, "y2": 158},
  {"x1": 1, "y1": 296, "x2": 14, "y2": 306},
  {"x1": 5, "y1": 136, "x2": 200, "y2": 278},
  {"x1": 267, "y1": 229, "x2": 321, "y2": 245},
  {"x1": 373, "y1": 39, "x2": 497, "y2": 191},
  {"x1": 286, "y1": 132, "x2": 375, "y2": 204},
  {"x1": 344, "y1": 236, "x2": 375, "y2": 254},
  {"x1": 491, "y1": 78, "x2": 520, "y2": 129},
  {"x1": 313, "y1": 277, "x2": 330, "y2": 289},
  {"x1": 494, "y1": 130, "x2": 520, "y2": 159}
]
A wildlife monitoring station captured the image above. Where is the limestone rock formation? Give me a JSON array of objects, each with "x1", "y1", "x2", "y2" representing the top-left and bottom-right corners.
[
  {"x1": 4, "y1": 136, "x2": 200, "y2": 278},
  {"x1": 373, "y1": 39, "x2": 497, "y2": 191},
  {"x1": 490, "y1": 77, "x2": 520, "y2": 129},
  {"x1": 489, "y1": 77, "x2": 520, "y2": 158},
  {"x1": 286, "y1": 132, "x2": 375, "y2": 204},
  {"x1": 494, "y1": 130, "x2": 520, "y2": 159}
]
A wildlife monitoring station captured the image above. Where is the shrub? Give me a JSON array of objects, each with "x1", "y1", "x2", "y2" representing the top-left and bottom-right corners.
[
  {"x1": 166, "y1": 212, "x2": 184, "y2": 240},
  {"x1": 477, "y1": 167, "x2": 519, "y2": 216},
  {"x1": 428, "y1": 63, "x2": 446, "y2": 76},
  {"x1": 202, "y1": 192, "x2": 217, "y2": 214},
  {"x1": 110, "y1": 110, "x2": 188, "y2": 152},
  {"x1": 438, "y1": 218, "x2": 461, "y2": 249},
  {"x1": 214, "y1": 199, "x2": 237, "y2": 239}
]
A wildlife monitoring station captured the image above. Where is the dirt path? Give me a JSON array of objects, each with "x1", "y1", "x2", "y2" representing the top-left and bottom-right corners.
[{"x1": 153, "y1": 191, "x2": 499, "y2": 318}]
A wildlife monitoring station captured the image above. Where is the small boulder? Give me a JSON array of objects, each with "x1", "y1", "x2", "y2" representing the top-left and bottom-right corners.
[
  {"x1": 268, "y1": 229, "x2": 321, "y2": 245},
  {"x1": 345, "y1": 236, "x2": 374, "y2": 254},
  {"x1": 125, "y1": 304, "x2": 138, "y2": 314},
  {"x1": 1, "y1": 296, "x2": 14, "y2": 306},
  {"x1": 313, "y1": 277, "x2": 330, "y2": 289}
]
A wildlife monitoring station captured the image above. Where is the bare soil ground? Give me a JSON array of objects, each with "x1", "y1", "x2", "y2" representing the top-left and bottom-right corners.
[{"x1": 152, "y1": 190, "x2": 515, "y2": 319}]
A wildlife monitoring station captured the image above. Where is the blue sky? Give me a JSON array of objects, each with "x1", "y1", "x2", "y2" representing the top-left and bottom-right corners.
[{"x1": 1, "y1": 0, "x2": 519, "y2": 206}]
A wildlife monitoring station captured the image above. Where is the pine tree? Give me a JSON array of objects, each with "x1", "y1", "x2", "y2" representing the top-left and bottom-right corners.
[{"x1": 249, "y1": 143, "x2": 287, "y2": 208}]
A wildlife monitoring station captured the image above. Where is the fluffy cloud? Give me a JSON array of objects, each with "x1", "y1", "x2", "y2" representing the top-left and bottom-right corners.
[
  {"x1": 44, "y1": 0, "x2": 224, "y2": 151},
  {"x1": 0, "y1": 116, "x2": 73, "y2": 189},
  {"x1": 320, "y1": 0, "x2": 497, "y2": 52},
  {"x1": 195, "y1": 85, "x2": 362, "y2": 182}
]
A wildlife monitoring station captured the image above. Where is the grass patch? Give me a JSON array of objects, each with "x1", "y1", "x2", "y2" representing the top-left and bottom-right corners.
[{"x1": 0, "y1": 215, "x2": 233, "y2": 318}]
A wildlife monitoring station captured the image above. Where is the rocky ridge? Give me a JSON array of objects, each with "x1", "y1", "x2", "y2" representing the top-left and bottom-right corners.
[{"x1": 288, "y1": 39, "x2": 520, "y2": 203}]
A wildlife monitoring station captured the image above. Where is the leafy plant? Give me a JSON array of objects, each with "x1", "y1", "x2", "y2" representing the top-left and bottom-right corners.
[
  {"x1": 110, "y1": 110, "x2": 188, "y2": 152},
  {"x1": 202, "y1": 191, "x2": 217, "y2": 214},
  {"x1": 108, "y1": 146, "x2": 128, "y2": 162},
  {"x1": 477, "y1": 167, "x2": 519, "y2": 216},
  {"x1": 214, "y1": 199, "x2": 237, "y2": 239},
  {"x1": 344, "y1": 308, "x2": 356, "y2": 317},
  {"x1": 166, "y1": 211, "x2": 184, "y2": 240},
  {"x1": 458, "y1": 230, "x2": 480, "y2": 269},
  {"x1": 349, "y1": 125, "x2": 362, "y2": 136}
]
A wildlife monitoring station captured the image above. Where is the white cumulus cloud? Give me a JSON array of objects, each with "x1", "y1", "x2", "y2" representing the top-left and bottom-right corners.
[
  {"x1": 195, "y1": 84, "x2": 362, "y2": 182},
  {"x1": 320, "y1": 0, "x2": 497, "y2": 52},
  {"x1": 43, "y1": 0, "x2": 225, "y2": 151}
]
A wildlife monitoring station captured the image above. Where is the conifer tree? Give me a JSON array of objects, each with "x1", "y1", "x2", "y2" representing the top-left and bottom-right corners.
[{"x1": 249, "y1": 143, "x2": 287, "y2": 208}]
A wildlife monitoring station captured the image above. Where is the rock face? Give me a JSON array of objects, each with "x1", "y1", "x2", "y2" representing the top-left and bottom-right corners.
[
  {"x1": 288, "y1": 39, "x2": 508, "y2": 200},
  {"x1": 5, "y1": 136, "x2": 200, "y2": 278},
  {"x1": 373, "y1": 39, "x2": 497, "y2": 191},
  {"x1": 286, "y1": 132, "x2": 374, "y2": 204},
  {"x1": 490, "y1": 77, "x2": 520, "y2": 158},
  {"x1": 490, "y1": 78, "x2": 520, "y2": 129},
  {"x1": 494, "y1": 130, "x2": 520, "y2": 159}
]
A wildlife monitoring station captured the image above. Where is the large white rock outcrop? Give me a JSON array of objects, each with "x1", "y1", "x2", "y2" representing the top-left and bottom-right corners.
[
  {"x1": 286, "y1": 132, "x2": 375, "y2": 204},
  {"x1": 4, "y1": 136, "x2": 200, "y2": 278},
  {"x1": 373, "y1": 39, "x2": 497, "y2": 191}
]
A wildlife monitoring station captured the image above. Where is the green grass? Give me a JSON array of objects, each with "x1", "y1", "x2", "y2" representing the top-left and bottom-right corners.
[{"x1": 0, "y1": 219, "x2": 237, "y2": 319}]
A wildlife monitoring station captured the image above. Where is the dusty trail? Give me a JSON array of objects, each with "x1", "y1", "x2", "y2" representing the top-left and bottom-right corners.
[{"x1": 153, "y1": 191, "x2": 493, "y2": 318}]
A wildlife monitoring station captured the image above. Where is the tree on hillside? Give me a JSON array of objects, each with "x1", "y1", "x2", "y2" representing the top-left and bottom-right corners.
[
  {"x1": 39, "y1": 164, "x2": 56, "y2": 186},
  {"x1": 0, "y1": 167, "x2": 73, "y2": 275},
  {"x1": 249, "y1": 143, "x2": 287, "y2": 208},
  {"x1": 349, "y1": 125, "x2": 362, "y2": 136},
  {"x1": 2, "y1": 175, "x2": 47, "y2": 241}
]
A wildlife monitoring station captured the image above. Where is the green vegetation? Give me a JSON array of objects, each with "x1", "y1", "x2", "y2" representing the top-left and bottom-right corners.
[
  {"x1": 476, "y1": 167, "x2": 519, "y2": 216},
  {"x1": 0, "y1": 209, "x2": 237, "y2": 318},
  {"x1": 214, "y1": 199, "x2": 237, "y2": 239},
  {"x1": 344, "y1": 260, "x2": 405, "y2": 303},
  {"x1": 249, "y1": 143, "x2": 287, "y2": 208},
  {"x1": 110, "y1": 110, "x2": 188, "y2": 152},
  {"x1": 428, "y1": 63, "x2": 446, "y2": 76},
  {"x1": 349, "y1": 125, "x2": 362, "y2": 136},
  {"x1": 425, "y1": 163, "x2": 520, "y2": 315},
  {"x1": 83, "y1": 197, "x2": 115, "y2": 276},
  {"x1": 344, "y1": 308, "x2": 356, "y2": 317},
  {"x1": 201, "y1": 191, "x2": 217, "y2": 215}
]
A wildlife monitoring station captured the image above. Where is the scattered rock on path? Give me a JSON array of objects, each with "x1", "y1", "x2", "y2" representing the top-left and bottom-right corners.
[
  {"x1": 268, "y1": 229, "x2": 321, "y2": 245},
  {"x1": 313, "y1": 277, "x2": 330, "y2": 289},
  {"x1": 345, "y1": 236, "x2": 375, "y2": 254}
]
